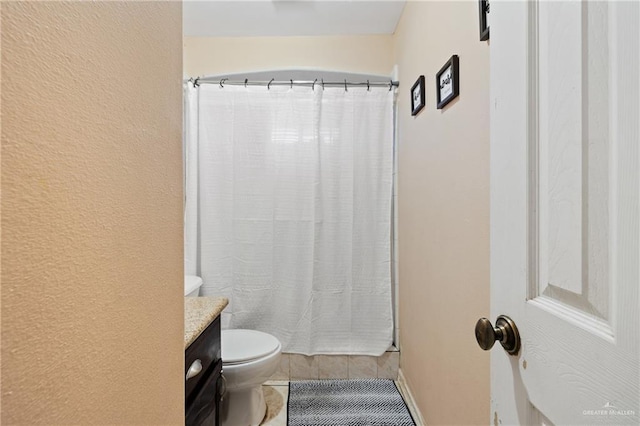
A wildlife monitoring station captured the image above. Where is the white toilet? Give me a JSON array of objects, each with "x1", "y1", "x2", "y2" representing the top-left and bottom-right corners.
[
  {"x1": 221, "y1": 329, "x2": 282, "y2": 426},
  {"x1": 184, "y1": 275, "x2": 203, "y2": 297}
]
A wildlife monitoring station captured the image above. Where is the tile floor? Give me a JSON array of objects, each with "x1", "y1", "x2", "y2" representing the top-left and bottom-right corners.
[
  {"x1": 258, "y1": 380, "x2": 423, "y2": 426},
  {"x1": 260, "y1": 381, "x2": 288, "y2": 426}
]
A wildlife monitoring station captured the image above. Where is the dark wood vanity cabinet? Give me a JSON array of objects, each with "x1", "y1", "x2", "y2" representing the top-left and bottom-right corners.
[{"x1": 186, "y1": 315, "x2": 222, "y2": 426}]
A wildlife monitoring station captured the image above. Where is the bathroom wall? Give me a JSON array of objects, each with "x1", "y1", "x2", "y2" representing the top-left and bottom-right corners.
[
  {"x1": 393, "y1": 1, "x2": 490, "y2": 425},
  {"x1": 184, "y1": 35, "x2": 394, "y2": 77},
  {"x1": 1, "y1": 2, "x2": 184, "y2": 424}
]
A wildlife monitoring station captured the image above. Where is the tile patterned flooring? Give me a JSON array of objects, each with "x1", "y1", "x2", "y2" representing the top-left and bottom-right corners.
[
  {"x1": 258, "y1": 379, "x2": 423, "y2": 426},
  {"x1": 260, "y1": 382, "x2": 289, "y2": 426}
]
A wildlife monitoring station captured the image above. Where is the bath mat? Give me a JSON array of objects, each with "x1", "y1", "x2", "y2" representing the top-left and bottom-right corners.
[{"x1": 287, "y1": 378, "x2": 416, "y2": 426}]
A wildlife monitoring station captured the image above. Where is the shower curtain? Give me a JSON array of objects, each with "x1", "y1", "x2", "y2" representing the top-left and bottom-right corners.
[
  {"x1": 184, "y1": 82, "x2": 199, "y2": 276},
  {"x1": 185, "y1": 83, "x2": 394, "y2": 355}
]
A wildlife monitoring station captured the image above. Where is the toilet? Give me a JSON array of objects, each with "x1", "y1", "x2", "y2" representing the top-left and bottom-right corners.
[
  {"x1": 221, "y1": 329, "x2": 282, "y2": 426},
  {"x1": 184, "y1": 275, "x2": 203, "y2": 297}
]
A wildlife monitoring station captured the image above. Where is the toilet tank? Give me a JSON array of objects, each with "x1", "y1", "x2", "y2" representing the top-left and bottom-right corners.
[{"x1": 184, "y1": 275, "x2": 203, "y2": 297}]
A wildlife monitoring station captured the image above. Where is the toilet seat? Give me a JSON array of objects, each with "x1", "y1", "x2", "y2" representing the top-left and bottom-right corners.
[{"x1": 222, "y1": 329, "x2": 280, "y2": 365}]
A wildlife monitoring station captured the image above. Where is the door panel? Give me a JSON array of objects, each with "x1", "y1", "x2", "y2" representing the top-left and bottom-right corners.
[
  {"x1": 534, "y1": 0, "x2": 612, "y2": 322},
  {"x1": 490, "y1": 1, "x2": 639, "y2": 424},
  {"x1": 535, "y1": 1, "x2": 611, "y2": 321}
]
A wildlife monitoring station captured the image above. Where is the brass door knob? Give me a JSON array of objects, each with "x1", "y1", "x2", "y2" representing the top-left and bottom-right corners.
[{"x1": 475, "y1": 315, "x2": 520, "y2": 355}]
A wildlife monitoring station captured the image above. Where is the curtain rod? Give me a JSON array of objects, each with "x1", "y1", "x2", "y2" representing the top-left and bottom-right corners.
[{"x1": 185, "y1": 77, "x2": 399, "y2": 90}]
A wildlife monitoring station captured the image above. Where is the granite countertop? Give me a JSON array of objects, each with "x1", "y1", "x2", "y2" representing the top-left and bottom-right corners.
[{"x1": 185, "y1": 296, "x2": 228, "y2": 349}]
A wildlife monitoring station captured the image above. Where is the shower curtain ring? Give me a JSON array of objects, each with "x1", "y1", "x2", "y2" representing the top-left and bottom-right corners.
[
  {"x1": 268, "y1": 78, "x2": 274, "y2": 90},
  {"x1": 389, "y1": 80, "x2": 393, "y2": 91},
  {"x1": 344, "y1": 79, "x2": 348, "y2": 92},
  {"x1": 312, "y1": 79, "x2": 317, "y2": 91},
  {"x1": 321, "y1": 79, "x2": 325, "y2": 90},
  {"x1": 220, "y1": 78, "x2": 227, "y2": 88},
  {"x1": 244, "y1": 78, "x2": 248, "y2": 88},
  {"x1": 367, "y1": 80, "x2": 370, "y2": 91},
  {"x1": 291, "y1": 79, "x2": 293, "y2": 89},
  {"x1": 193, "y1": 77, "x2": 200, "y2": 87}
]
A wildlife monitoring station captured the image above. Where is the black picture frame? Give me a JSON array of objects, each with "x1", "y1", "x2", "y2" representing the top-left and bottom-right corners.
[
  {"x1": 479, "y1": 0, "x2": 490, "y2": 41},
  {"x1": 436, "y1": 55, "x2": 460, "y2": 110},
  {"x1": 410, "y1": 75, "x2": 426, "y2": 116}
]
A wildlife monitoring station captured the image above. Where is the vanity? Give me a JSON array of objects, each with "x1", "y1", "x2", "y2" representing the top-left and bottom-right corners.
[{"x1": 185, "y1": 297, "x2": 228, "y2": 426}]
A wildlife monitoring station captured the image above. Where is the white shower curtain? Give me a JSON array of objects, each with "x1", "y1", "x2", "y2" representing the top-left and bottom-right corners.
[
  {"x1": 185, "y1": 83, "x2": 394, "y2": 355},
  {"x1": 184, "y1": 82, "x2": 199, "y2": 276}
]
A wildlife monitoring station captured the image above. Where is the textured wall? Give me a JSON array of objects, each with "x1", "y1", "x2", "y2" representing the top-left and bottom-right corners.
[
  {"x1": 1, "y1": 2, "x2": 184, "y2": 424},
  {"x1": 184, "y1": 35, "x2": 394, "y2": 77},
  {"x1": 393, "y1": 2, "x2": 490, "y2": 424}
]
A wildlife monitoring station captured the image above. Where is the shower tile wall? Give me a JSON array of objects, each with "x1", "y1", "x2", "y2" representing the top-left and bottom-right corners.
[
  {"x1": 289, "y1": 355, "x2": 319, "y2": 380},
  {"x1": 272, "y1": 350, "x2": 400, "y2": 380},
  {"x1": 348, "y1": 356, "x2": 377, "y2": 379},
  {"x1": 377, "y1": 351, "x2": 401, "y2": 379},
  {"x1": 317, "y1": 355, "x2": 348, "y2": 379},
  {"x1": 271, "y1": 353, "x2": 291, "y2": 380}
]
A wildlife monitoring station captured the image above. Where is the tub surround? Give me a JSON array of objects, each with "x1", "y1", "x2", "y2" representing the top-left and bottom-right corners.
[
  {"x1": 185, "y1": 297, "x2": 228, "y2": 348},
  {"x1": 272, "y1": 351, "x2": 400, "y2": 381}
]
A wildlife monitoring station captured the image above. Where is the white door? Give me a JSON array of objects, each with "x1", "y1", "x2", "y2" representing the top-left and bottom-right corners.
[{"x1": 488, "y1": 1, "x2": 639, "y2": 424}]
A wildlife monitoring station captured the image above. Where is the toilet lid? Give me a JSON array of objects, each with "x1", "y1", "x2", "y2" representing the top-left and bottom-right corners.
[{"x1": 222, "y1": 329, "x2": 281, "y2": 364}]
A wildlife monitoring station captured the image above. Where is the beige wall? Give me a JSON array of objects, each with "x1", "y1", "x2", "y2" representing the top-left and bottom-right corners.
[
  {"x1": 394, "y1": 2, "x2": 490, "y2": 425},
  {"x1": 1, "y1": 3, "x2": 184, "y2": 424},
  {"x1": 184, "y1": 35, "x2": 394, "y2": 77}
]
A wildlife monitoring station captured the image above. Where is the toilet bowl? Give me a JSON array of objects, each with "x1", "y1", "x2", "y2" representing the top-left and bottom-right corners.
[{"x1": 220, "y1": 329, "x2": 282, "y2": 426}]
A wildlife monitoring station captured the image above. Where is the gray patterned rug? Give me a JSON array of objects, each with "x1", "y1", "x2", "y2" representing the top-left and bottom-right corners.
[{"x1": 287, "y1": 379, "x2": 416, "y2": 426}]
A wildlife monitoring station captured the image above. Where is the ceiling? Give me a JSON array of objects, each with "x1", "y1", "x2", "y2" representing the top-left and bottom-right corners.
[{"x1": 183, "y1": 1, "x2": 407, "y2": 37}]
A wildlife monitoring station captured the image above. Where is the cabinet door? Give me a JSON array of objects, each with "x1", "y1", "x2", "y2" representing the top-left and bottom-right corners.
[
  {"x1": 186, "y1": 361, "x2": 222, "y2": 426},
  {"x1": 186, "y1": 316, "x2": 221, "y2": 401}
]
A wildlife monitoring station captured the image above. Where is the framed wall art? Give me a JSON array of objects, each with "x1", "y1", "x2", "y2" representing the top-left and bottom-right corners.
[
  {"x1": 478, "y1": 0, "x2": 490, "y2": 41},
  {"x1": 410, "y1": 75, "x2": 426, "y2": 116},
  {"x1": 436, "y1": 55, "x2": 459, "y2": 110}
]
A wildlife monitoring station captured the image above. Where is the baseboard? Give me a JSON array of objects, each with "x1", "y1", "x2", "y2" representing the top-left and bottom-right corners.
[{"x1": 395, "y1": 368, "x2": 426, "y2": 426}]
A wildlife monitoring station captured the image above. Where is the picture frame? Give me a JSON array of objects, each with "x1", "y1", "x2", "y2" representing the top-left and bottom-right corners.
[
  {"x1": 436, "y1": 55, "x2": 460, "y2": 110},
  {"x1": 478, "y1": 0, "x2": 490, "y2": 41},
  {"x1": 410, "y1": 75, "x2": 426, "y2": 116}
]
